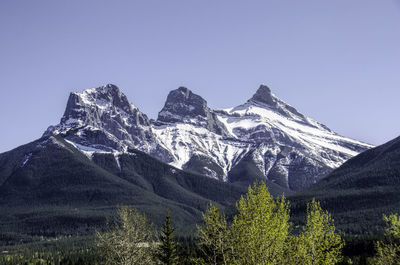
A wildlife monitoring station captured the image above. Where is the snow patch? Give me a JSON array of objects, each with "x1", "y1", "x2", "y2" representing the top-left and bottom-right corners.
[
  {"x1": 64, "y1": 139, "x2": 110, "y2": 159},
  {"x1": 49, "y1": 137, "x2": 74, "y2": 153},
  {"x1": 22, "y1": 153, "x2": 32, "y2": 167},
  {"x1": 114, "y1": 153, "x2": 121, "y2": 171}
]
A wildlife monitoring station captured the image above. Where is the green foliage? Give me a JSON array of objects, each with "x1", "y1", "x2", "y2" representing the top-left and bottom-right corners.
[
  {"x1": 382, "y1": 214, "x2": 400, "y2": 240},
  {"x1": 231, "y1": 181, "x2": 291, "y2": 265},
  {"x1": 373, "y1": 213, "x2": 400, "y2": 265},
  {"x1": 0, "y1": 182, "x2": 363, "y2": 264},
  {"x1": 197, "y1": 203, "x2": 232, "y2": 265},
  {"x1": 196, "y1": 182, "x2": 345, "y2": 265},
  {"x1": 95, "y1": 206, "x2": 156, "y2": 265},
  {"x1": 0, "y1": 247, "x2": 101, "y2": 265},
  {"x1": 291, "y1": 199, "x2": 344, "y2": 265},
  {"x1": 157, "y1": 212, "x2": 179, "y2": 265}
]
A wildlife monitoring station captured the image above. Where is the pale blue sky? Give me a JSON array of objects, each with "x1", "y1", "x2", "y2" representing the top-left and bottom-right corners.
[{"x1": 1, "y1": 0, "x2": 399, "y2": 152}]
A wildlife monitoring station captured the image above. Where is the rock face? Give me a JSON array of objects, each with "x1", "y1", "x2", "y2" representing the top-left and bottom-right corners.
[
  {"x1": 44, "y1": 84, "x2": 173, "y2": 162},
  {"x1": 157, "y1": 87, "x2": 229, "y2": 136},
  {"x1": 248, "y1": 85, "x2": 315, "y2": 127},
  {"x1": 250, "y1": 84, "x2": 277, "y2": 106},
  {"x1": 158, "y1": 87, "x2": 208, "y2": 122},
  {"x1": 44, "y1": 83, "x2": 373, "y2": 191}
]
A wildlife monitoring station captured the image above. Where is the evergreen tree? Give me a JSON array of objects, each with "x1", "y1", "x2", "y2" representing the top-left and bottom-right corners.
[
  {"x1": 197, "y1": 203, "x2": 232, "y2": 265},
  {"x1": 293, "y1": 199, "x2": 343, "y2": 265},
  {"x1": 231, "y1": 181, "x2": 291, "y2": 265},
  {"x1": 157, "y1": 212, "x2": 179, "y2": 265},
  {"x1": 373, "y1": 213, "x2": 400, "y2": 265}
]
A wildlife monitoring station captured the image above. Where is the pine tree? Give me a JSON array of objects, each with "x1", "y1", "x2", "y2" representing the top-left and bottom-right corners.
[
  {"x1": 293, "y1": 199, "x2": 343, "y2": 265},
  {"x1": 157, "y1": 212, "x2": 179, "y2": 265}
]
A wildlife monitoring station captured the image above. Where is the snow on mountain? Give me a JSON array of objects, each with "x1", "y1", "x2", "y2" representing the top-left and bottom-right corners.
[
  {"x1": 218, "y1": 85, "x2": 365, "y2": 167},
  {"x1": 215, "y1": 85, "x2": 372, "y2": 189},
  {"x1": 152, "y1": 123, "x2": 249, "y2": 180},
  {"x1": 43, "y1": 84, "x2": 174, "y2": 162},
  {"x1": 44, "y1": 84, "x2": 373, "y2": 191}
]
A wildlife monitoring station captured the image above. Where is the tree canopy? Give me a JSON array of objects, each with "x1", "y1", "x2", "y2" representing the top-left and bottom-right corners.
[{"x1": 95, "y1": 206, "x2": 156, "y2": 265}]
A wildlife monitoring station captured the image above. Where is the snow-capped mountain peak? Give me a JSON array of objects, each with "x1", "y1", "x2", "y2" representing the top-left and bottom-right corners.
[
  {"x1": 157, "y1": 86, "x2": 229, "y2": 136},
  {"x1": 249, "y1": 84, "x2": 278, "y2": 106},
  {"x1": 79, "y1": 83, "x2": 138, "y2": 112},
  {"x1": 43, "y1": 84, "x2": 159, "y2": 154},
  {"x1": 244, "y1": 84, "x2": 321, "y2": 128},
  {"x1": 157, "y1": 86, "x2": 209, "y2": 123},
  {"x1": 44, "y1": 83, "x2": 373, "y2": 191}
]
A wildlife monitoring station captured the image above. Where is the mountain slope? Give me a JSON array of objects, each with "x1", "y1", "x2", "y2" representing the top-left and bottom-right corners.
[
  {"x1": 0, "y1": 136, "x2": 248, "y2": 244},
  {"x1": 217, "y1": 85, "x2": 371, "y2": 190},
  {"x1": 44, "y1": 84, "x2": 372, "y2": 191},
  {"x1": 289, "y1": 135, "x2": 400, "y2": 235}
]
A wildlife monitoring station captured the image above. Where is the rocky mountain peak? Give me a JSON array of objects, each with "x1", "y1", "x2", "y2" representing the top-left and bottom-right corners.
[
  {"x1": 156, "y1": 87, "x2": 230, "y2": 136},
  {"x1": 177, "y1": 86, "x2": 191, "y2": 97},
  {"x1": 245, "y1": 84, "x2": 318, "y2": 126},
  {"x1": 42, "y1": 83, "x2": 372, "y2": 191},
  {"x1": 53, "y1": 84, "x2": 141, "y2": 129},
  {"x1": 43, "y1": 84, "x2": 154, "y2": 152},
  {"x1": 80, "y1": 84, "x2": 135, "y2": 113},
  {"x1": 92, "y1": 83, "x2": 120, "y2": 94},
  {"x1": 157, "y1": 87, "x2": 209, "y2": 123},
  {"x1": 249, "y1": 84, "x2": 277, "y2": 106}
]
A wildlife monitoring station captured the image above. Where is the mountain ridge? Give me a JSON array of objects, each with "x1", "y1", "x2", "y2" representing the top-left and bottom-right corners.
[
  {"x1": 43, "y1": 83, "x2": 373, "y2": 191},
  {"x1": 0, "y1": 83, "x2": 379, "y2": 243}
]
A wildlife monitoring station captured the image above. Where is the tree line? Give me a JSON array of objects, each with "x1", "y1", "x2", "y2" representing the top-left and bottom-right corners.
[
  {"x1": 2, "y1": 181, "x2": 399, "y2": 264},
  {"x1": 95, "y1": 181, "x2": 400, "y2": 265}
]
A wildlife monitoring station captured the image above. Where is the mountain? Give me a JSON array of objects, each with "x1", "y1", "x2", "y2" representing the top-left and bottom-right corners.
[
  {"x1": 157, "y1": 86, "x2": 229, "y2": 136},
  {"x1": 0, "y1": 83, "x2": 376, "y2": 244},
  {"x1": 43, "y1": 84, "x2": 173, "y2": 162},
  {"x1": 44, "y1": 84, "x2": 372, "y2": 191},
  {"x1": 0, "y1": 135, "x2": 248, "y2": 244},
  {"x1": 289, "y1": 135, "x2": 400, "y2": 235}
]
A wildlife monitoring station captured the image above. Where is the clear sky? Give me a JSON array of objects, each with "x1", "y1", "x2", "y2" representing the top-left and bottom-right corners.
[{"x1": 0, "y1": 0, "x2": 399, "y2": 153}]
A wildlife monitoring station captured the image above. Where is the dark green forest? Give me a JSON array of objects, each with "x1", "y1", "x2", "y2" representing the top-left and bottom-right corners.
[
  {"x1": 0, "y1": 183, "x2": 398, "y2": 265},
  {"x1": 1, "y1": 136, "x2": 400, "y2": 264}
]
